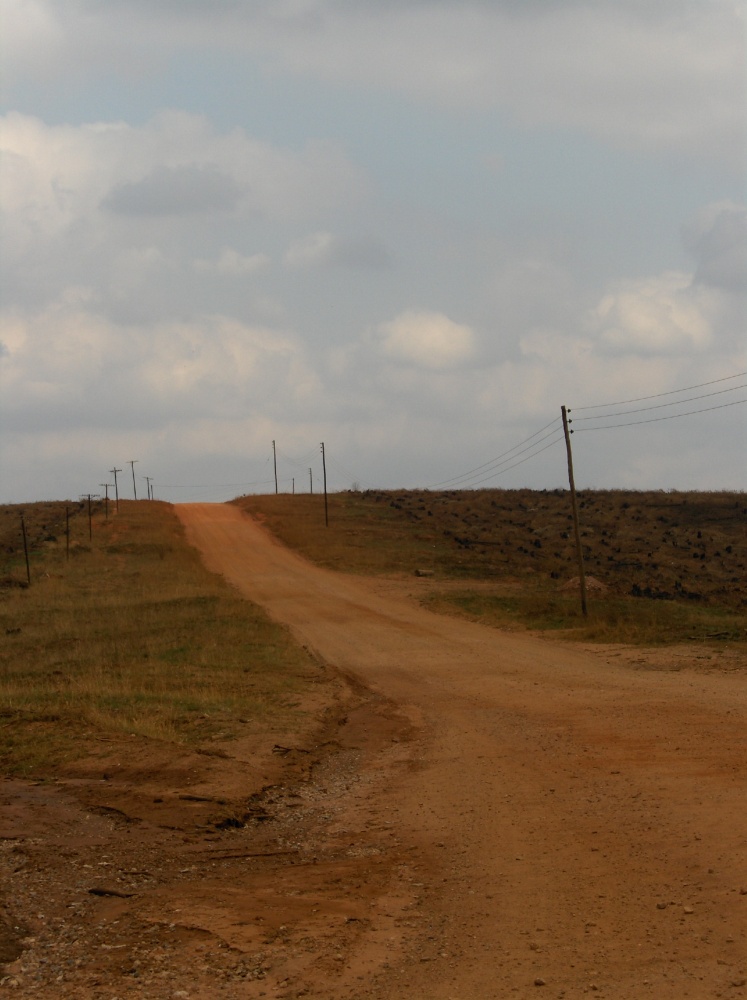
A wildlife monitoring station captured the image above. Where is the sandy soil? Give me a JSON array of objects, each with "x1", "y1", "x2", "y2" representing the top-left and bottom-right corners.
[{"x1": 2, "y1": 502, "x2": 746, "y2": 999}]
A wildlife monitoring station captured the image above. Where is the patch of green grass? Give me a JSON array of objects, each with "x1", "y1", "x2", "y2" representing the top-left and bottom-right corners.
[
  {"x1": 0, "y1": 501, "x2": 325, "y2": 777},
  {"x1": 423, "y1": 586, "x2": 746, "y2": 647}
]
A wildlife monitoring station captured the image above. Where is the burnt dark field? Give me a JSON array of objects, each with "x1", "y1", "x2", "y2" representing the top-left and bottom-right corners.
[
  {"x1": 238, "y1": 489, "x2": 747, "y2": 647},
  {"x1": 240, "y1": 488, "x2": 747, "y2": 606}
]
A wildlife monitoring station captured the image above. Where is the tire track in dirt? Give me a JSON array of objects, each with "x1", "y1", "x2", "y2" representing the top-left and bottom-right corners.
[{"x1": 175, "y1": 502, "x2": 747, "y2": 1000}]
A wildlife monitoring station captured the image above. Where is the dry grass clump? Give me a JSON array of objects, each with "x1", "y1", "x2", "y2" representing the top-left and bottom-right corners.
[
  {"x1": 236, "y1": 489, "x2": 746, "y2": 648},
  {"x1": 0, "y1": 501, "x2": 322, "y2": 777}
]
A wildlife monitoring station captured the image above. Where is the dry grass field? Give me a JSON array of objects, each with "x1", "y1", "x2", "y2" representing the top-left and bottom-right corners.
[
  {"x1": 236, "y1": 488, "x2": 747, "y2": 648},
  {"x1": 0, "y1": 500, "x2": 326, "y2": 778}
]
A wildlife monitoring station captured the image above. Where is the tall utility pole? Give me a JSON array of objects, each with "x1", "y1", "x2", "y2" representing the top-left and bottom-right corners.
[
  {"x1": 320, "y1": 442, "x2": 329, "y2": 527},
  {"x1": 144, "y1": 476, "x2": 152, "y2": 501},
  {"x1": 99, "y1": 484, "x2": 112, "y2": 520},
  {"x1": 308, "y1": 468, "x2": 313, "y2": 494},
  {"x1": 111, "y1": 467, "x2": 122, "y2": 512},
  {"x1": 129, "y1": 460, "x2": 138, "y2": 500},
  {"x1": 85, "y1": 494, "x2": 94, "y2": 540},
  {"x1": 20, "y1": 515, "x2": 31, "y2": 586},
  {"x1": 561, "y1": 406, "x2": 588, "y2": 617},
  {"x1": 272, "y1": 440, "x2": 278, "y2": 494}
]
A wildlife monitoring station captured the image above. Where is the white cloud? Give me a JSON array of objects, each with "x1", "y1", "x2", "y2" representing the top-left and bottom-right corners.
[
  {"x1": 376, "y1": 310, "x2": 476, "y2": 369},
  {"x1": 485, "y1": 257, "x2": 581, "y2": 358},
  {"x1": 284, "y1": 231, "x2": 391, "y2": 269},
  {"x1": 194, "y1": 248, "x2": 270, "y2": 275},
  {"x1": 103, "y1": 164, "x2": 243, "y2": 216},
  {"x1": 0, "y1": 1, "x2": 65, "y2": 90},
  {"x1": 0, "y1": 111, "x2": 369, "y2": 321},
  {"x1": 139, "y1": 315, "x2": 309, "y2": 401},
  {"x1": 0, "y1": 111, "x2": 367, "y2": 261},
  {"x1": 4, "y1": 2, "x2": 743, "y2": 164},
  {"x1": 684, "y1": 201, "x2": 747, "y2": 292},
  {"x1": 285, "y1": 231, "x2": 334, "y2": 268},
  {"x1": 589, "y1": 272, "x2": 718, "y2": 356}
]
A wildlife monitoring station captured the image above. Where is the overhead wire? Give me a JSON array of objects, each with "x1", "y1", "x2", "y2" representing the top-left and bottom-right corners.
[
  {"x1": 428, "y1": 416, "x2": 562, "y2": 489},
  {"x1": 571, "y1": 382, "x2": 746, "y2": 422},
  {"x1": 325, "y1": 455, "x2": 375, "y2": 490},
  {"x1": 573, "y1": 371, "x2": 747, "y2": 411},
  {"x1": 275, "y1": 444, "x2": 321, "y2": 470},
  {"x1": 573, "y1": 396, "x2": 747, "y2": 431},
  {"x1": 135, "y1": 371, "x2": 747, "y2": 501},
  {"x1": 457, "y1": 433, "x2": 565, "y2": 488}
]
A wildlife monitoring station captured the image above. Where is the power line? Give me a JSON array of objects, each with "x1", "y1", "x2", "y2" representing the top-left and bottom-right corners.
[
  {"x1": 460, "y1": 433, "x2": 565, "y2": 488},
  {"x1": 275, "y1": 445, "x2": 321, "y2": 469},
  {"x1": 571, "y1": 383, "x2": 746, "y2": 422},
  {"x1": 437, "y1": 425, "x2": 563, "y2": 489},
  {"x1": 326, "y1": 455, "x2": 374, "y2": 490},
  {"x1": 428, "y1": 417, "x2": 561, "y2": 489},
  {"x1": 453, "y1": 427, "x2": 564, "y2": 488},
  {"x1": 573, "y1": 370, "x2": 747, "y2": 411},
  {"x1": 573, "y1": 396, "x2": 747, "y2": 431}
]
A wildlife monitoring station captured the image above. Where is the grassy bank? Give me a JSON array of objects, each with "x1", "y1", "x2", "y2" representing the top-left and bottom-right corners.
[{"x1": 0, "y1": 501, "x2": 323, "y2": 777}]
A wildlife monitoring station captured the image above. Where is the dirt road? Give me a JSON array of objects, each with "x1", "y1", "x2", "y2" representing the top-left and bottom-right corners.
[{"x1": 172, "y1": 503, "x2": 747, "y2": 999}]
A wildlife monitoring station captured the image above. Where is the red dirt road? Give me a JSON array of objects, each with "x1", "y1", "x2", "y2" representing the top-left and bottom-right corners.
[{"x1": 174, "y1": 503, "x2": 747, "y2": 999}]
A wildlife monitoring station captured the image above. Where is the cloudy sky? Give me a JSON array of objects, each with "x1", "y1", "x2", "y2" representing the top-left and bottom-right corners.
[{"x1": 1, "y1": 0, "x2": 745, "y2": 503}]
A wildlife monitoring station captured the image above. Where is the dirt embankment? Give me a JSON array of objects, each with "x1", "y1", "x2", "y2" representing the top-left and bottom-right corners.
[{"x1": 1, "y1": 502, "x2": 745, "y2": 999}]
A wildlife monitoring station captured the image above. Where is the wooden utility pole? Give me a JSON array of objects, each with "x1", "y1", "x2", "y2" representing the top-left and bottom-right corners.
[
  {"x1": 272, "y1": 441, "x2": 278, "y2": 494},
  {"x1": 99, "y1": 484, "x2": 112, "y2": 520},
  {"x1": 129, "y1": 460, "x2": 138, "y2": 500},
  {"x1": 86, "y1": 494, "x2": 94, "y2": 540},
  {"x1": 561, "y1": 406, "x2": 588, "y2": 617},
  {"x1": 292, "y1": 477, "x2": 295, "y2": 495},
  {"x1": 20, "y1": 515, "x2": 31, "y2": 586},
  {"x1": 320, "y1": 442, "x2": 329, "y2": 527},
  {"x1": 309, "y1": 467, "x2": 313, "y2": 494},
  {"x1": 144, "y1": 476, "x2": 152, "y2": 501},
  {"x1": 111, "y1": 467, "x2": 121, "y2": 512}
]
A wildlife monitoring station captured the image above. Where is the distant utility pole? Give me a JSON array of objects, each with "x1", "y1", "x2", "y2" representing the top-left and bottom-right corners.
[
  {"x1": 272, "y1": 440, "x2": 278, "y2": 495},
  {"x1": 144, "y1": 476, "x2": 152, "y2": 501},
  {"x1": 309, "y1": 467, "x2": 313, "y2": 494},
  {"x1": 111, "y1": 467, "x2": 122, "y2": 512},
  {"x1": 20, "y1": 515, "x2": 31, "y2": 586},
  {"x1": 320, "y1": 442, "x2": 329, "y2": 527},
  {"x1": 99, "y1": 483, "x2": 112, "y2": 520},
  {"x1": 292, "y1": 477, "x2": 295, "y2": 495},
  {"x1": 84, "y1": 494, "x2": 94, "y2": 541},
  {"x1": 129, "y1": 460, "x2": 138, "y2": 500},
  {"x1": 561, "y1": 405, "x2": 587, "y2": 617}
]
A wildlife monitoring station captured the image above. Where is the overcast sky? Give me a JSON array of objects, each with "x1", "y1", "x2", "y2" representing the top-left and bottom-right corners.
[{"x1": 1, "y1": 0, "x2": 745, "y2": 503}]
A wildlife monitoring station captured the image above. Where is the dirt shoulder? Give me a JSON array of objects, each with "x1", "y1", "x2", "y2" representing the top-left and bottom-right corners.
[{"x1": 2, "y1": 502, "x2": 746, "y2": 999}]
